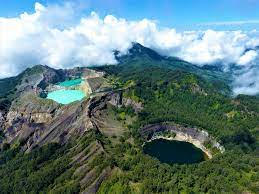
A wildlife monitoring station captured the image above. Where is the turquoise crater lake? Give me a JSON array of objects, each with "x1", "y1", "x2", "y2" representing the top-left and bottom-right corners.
[
  {"x1": 58, "y1": 79, "x2": 83, "y2": 87},
  {"x1": 47, "y1": 90, "x2": 86, "y2": 104},
  {"x1": 143, "y1": 139, "x2": 206, "y2": 164}
]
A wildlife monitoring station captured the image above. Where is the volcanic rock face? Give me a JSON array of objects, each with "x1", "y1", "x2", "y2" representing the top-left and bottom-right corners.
[
  {"x1": 3, "y1": 94, "x2": 95, "y2": 151},
  {"x1": 0, "y1": 84, "x2": 119, "y2": 192},
  {"x1": 1, "y1": 89, "x2": 130, "y2": 152},
  {"x1": 122, "y1": 97, "x2": 143, "y2": 112},
  {"x1": 0, "y1": 66, "x2": 109, "y2": 150},
  {"x1": 0, "y1": 64, "x2": 142, "y2": 192},
  {"x1": 0, "y1": 112, "x2": 4, "y2": 133},
  {"x1": 106, "y1": 91, "x2": 143, "y2": 113},
  {"x1": 25, "y1": 99, "x2": 94, "y2": 151}
]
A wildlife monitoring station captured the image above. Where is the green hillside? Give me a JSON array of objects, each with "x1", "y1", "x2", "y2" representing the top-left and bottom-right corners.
[{"x1": 0, "y1": 44, "x2": 258, "y2": 194}]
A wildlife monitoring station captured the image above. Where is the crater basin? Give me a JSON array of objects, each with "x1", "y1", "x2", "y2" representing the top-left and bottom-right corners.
[
  {"x1": 47, "y1": 90, "x2": 86, "y2": 105},
  {"x1": 58, "y1": 79, "x2": 83, "y2": 87}
]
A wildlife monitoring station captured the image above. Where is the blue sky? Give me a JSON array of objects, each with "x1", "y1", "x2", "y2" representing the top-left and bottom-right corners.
[{"x1": 1, "y1": 0, "x2": 259, "y2": 30}]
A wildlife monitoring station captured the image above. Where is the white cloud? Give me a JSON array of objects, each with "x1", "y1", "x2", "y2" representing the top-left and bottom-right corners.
[
  {"x1": 237, "y1": 50, "x2": 258, "y2": 65},
  {"x1": 1, "y1": 2, "x2": 259, "y2": 95},
  {"x1": 233, "y1": 65, "x2": 259, "y2": 95}
]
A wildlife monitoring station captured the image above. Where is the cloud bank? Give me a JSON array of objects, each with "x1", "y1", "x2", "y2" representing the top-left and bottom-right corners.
[{"x1": 1, "y1": 2, "x2": 259, "y2": 95}]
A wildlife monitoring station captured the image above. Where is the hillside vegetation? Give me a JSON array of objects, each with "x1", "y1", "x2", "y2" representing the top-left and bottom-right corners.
[{"x1": 0, "y1": 44, "x2": 258, "y2": 194}]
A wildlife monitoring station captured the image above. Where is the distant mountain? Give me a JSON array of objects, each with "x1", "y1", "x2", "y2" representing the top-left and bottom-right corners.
[
  {"x1": 116, "y1": 42, "x2": 164, "y2": 61},
  {"x1": 99, "y1": 42, "x2": 232, "y2": 94},
  {"x1": 115, "y1": 43, "x2": 231, "y2": 82}
]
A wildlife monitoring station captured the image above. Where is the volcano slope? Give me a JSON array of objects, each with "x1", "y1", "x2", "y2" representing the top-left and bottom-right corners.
[{"x1": 0, "y1": 44, "x2": 258, "y2": 194}]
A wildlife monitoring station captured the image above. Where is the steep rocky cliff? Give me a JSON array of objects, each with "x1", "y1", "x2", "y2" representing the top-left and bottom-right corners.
[{"x1": 0, "y1": 66, "x2": 106, "y2": 146}]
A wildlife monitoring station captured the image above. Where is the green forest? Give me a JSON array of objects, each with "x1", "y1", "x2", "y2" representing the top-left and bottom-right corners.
[{"x1": 0, "y1": 50, "x2": 258, "y2": 193}]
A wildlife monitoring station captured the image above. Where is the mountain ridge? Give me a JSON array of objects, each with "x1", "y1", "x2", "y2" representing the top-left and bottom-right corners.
[{"x1": 0, "y1": 42, "x2": 258, "y2": 194}]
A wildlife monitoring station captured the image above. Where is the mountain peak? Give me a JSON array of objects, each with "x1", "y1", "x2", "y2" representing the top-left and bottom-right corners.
[
  {"x1": 130, "y1": 42, "x2": 147, "y2": 51},
  {"x1": 115, "y1": 42, "x2": 164, "y2": 61},
  {"x1": 129, "y1": 42, "x2": 163, "y2": 60}
]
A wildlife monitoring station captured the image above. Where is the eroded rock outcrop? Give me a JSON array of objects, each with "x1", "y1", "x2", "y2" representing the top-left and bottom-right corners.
[
  {"x1": 0, "y1": 66, "x2": 110, "y2": 149},
  {"x1": 1, "y1": 88, "x2": 130, "y2": 152},
  {"x1": 107, "y1": 91, "x2": 143, "y2": 113}
]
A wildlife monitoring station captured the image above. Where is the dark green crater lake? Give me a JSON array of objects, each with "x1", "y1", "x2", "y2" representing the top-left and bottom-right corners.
[{"x1": 143, "y1": 139, "x2": 206, "y2": 164}]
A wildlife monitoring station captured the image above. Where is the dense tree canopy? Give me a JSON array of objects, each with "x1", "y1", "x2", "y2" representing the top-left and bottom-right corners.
[{"x1": 0, "y1": 55, "x2": 258, "y2": 193}]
